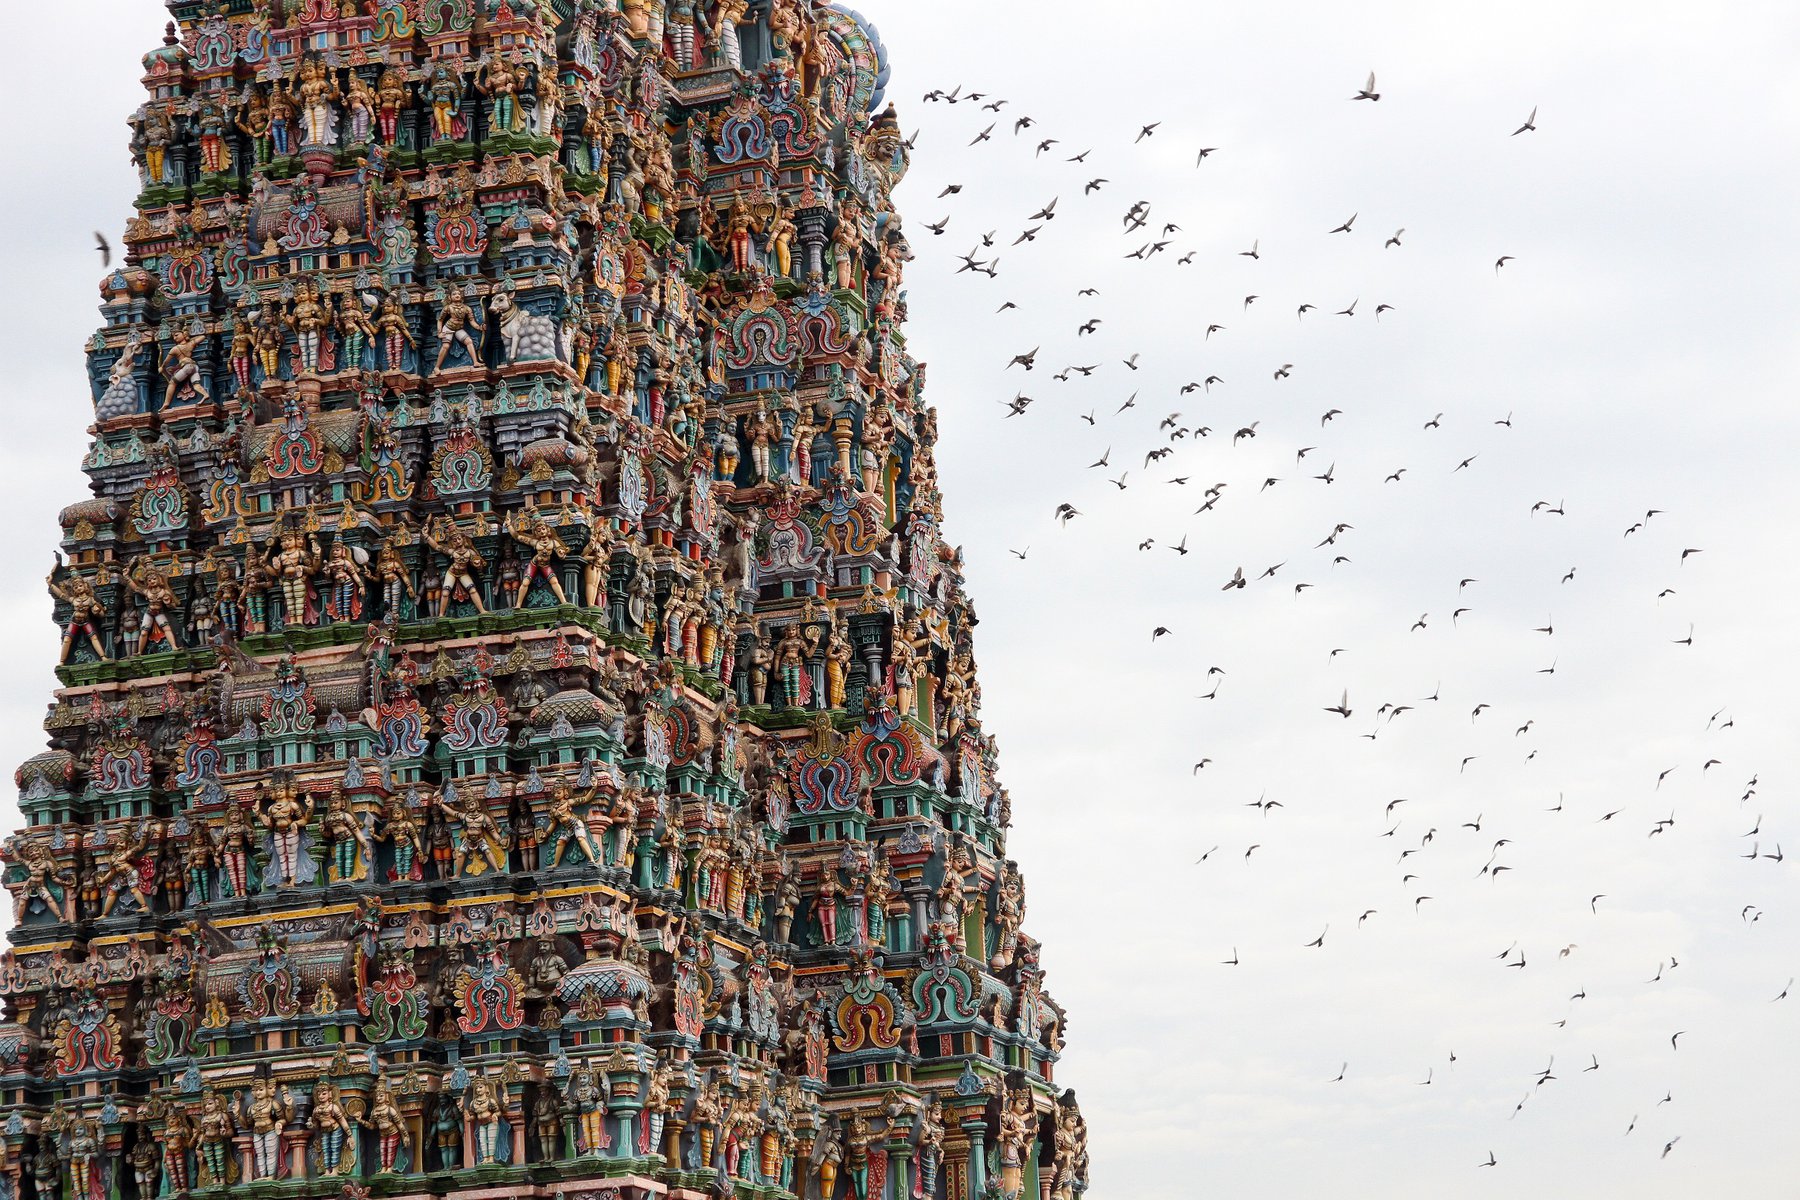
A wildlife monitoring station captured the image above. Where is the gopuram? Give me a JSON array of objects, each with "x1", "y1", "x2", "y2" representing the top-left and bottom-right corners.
[{"x1": 2, "y1": 3, "x2": 1088, "y2": 1200}]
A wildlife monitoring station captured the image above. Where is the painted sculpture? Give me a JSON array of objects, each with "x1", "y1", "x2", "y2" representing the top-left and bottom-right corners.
[{"x1": 4, "y1": 4, "x2": 1087, "y2": 1200}]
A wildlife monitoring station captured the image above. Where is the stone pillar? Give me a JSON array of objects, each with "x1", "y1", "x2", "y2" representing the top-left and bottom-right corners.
[
  {"x1": 282, "y1": 1128, "x2": 310, "y2": 1179},
  {"x1": 886, "y1": 1139, "x2": 914, "y2": 1200},
  {"x1": 232, "y1": 1133, "x2": 254, "y2": 1184},
  {"x1": 960, "y1": 1121, "x2": 987, "y2": 1200}
]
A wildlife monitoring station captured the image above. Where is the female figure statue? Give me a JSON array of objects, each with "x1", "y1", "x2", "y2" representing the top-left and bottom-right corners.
[
  {"x1": 379, "y1": 793, "x2": 425, "y2": 882},
  {"x1": 311, "y1": 1079, "x2": 357, "y2": 1175},
  {"x1": 216, "y1": 804, "x2": 257, "y2": 897},
  {"x1": 366, "y1": 1077, "x2": 410, "y2": 1173},
  {"x1": 320, "y1": 787, "x2": 370, "y2": 883},
  {"x1": 463, "y1": 1078, "x2": 505, "y2": 1165}
]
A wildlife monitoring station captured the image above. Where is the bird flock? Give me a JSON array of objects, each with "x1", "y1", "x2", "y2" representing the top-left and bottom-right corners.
[{"x1": 897, "y1": 57, "x2": 1790, "y2": 1186}]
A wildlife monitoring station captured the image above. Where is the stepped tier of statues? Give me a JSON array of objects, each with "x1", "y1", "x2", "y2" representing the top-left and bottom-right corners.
[{"x1": 3, "y1": 3, "x2": 1087, "y2": 1200}]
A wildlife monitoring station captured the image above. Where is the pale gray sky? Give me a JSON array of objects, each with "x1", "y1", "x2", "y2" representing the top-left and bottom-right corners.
[{"x1": 3, "y1": 3, "x2": 1799, "y2": 1197}]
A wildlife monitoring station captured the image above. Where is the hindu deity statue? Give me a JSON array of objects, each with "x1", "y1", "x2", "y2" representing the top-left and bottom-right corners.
[
  {"x1": 434, "y1": 787, "x2": 508, "y2": 876},
  {"x1": 265, "y1": 526, "x2": 321, "y2": 629},
  {"x1": 46, "y1": 562, "x2": 108, "y2": 663},
  {"x1": 244, "y1": 1076, "x2": 294, "y2": 1180},
  {"x1": 378, "y1": 792, "x2": 426, "y2": 882},
  {"x1": 564, "y1": 1061, "x2": 609, "y2": 1156},
  {"x1": 423, "y1": 516, "x2": 490, "y2": 616},
  {"x1": 319, "y1": 787, "x2": 370, "y2": 883},
  {"x1": 256, "y1": 772, "x2": 315, "y2": 888},
  {"x1": 292, "y1": 56, "x2": 341, "y2": 148},
  {"x1": 368, "y1": 1077, "x2": 410, "y2": 1173},
  {"x1": 504, "y1": 509, "x2": 571, "y2": 607},
  {"x1": 122, "y1": 556, "x2": 183, "y2": 654},
  {"x1": 463, "y1": 1077, "x2": 505, "y2": 1165},
  {"x1": 311, "y1": 1079, "x2": 357, "y2": 1175}
]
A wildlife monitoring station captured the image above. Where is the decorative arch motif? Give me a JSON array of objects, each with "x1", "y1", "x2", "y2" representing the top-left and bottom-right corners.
[
  {"x1": 190, "y1": 17, "x2": 235, "y2": 72},
  {"x1": 375, "y1": 691, "x2": 428, "y2": 758},
  {"x1": 789, "y1": 723, "x2": 860, "y2": 815},
  {"x1": 639, "y1": 707, "x2": 672, "y2": 770},
  {"x1": 723, "y1": 303, "x2": 799, "y2": 371},
  {"x1": 374, "y1": 0, "x2": 417, "y2": 40},
  {"x1": 819, "y1": 7, "x2": 891, "y2": 114},
  {"x1": 50, "y1": 1002, "x2": 125, "y2": 1078},
  {"x1": 819, "y1": 483, "x2": 884, "y2": 557},
  {"x1": 418, "y1": 0, "x2": 474, "y2": 36},
  {"x1": 851, "y1": 707, "x2": 930, "y2": 788},
  {"x1": 910, "y1": 956, "x2": 979, "y2": 1025},
  {"x1": 797, "y1": 293, "x2": 856, "y2": 359},
  {"x1": 455, "y1": 945, "x2": 524, "y2": 1035},
  {"x1": 442, "y1": 685, "x2": 508, "y2": 753},
  {"x1": 665, "y1": 702, "x2": 706, "y2": 769},
  {"x1": 158, "y1": 246, "x2": 213, "y2": 298},
  {"x1": 756, "y1": 488, "x2": 825, "y2": 574},
  {"x1": 429, "y1": 422, "x2": 494, "y2": 495},
  {"x1": 831, "y1": 952, "x2": 906, "y2": 1052},
  {"x1": 714, "y1": 94, "x2": 773, "y2": 164},
  {"x1": 90, "y1": 734, "x2": 152, "y2": 795},
  {"x1": 129, "y1": 467, "x2": 190, "y2": 539}
]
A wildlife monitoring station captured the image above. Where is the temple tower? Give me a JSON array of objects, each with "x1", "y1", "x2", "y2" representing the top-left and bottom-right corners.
[{"x1": 3, "y1": 4, "x2": 1087, "y2": 1200}]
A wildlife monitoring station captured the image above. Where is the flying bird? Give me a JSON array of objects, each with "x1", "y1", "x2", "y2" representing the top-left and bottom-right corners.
[
  {"x1": 1352, "y1": 71, "x2": 1380, "y2": 101},
  {"x1": 1512, "y1": 105, "x2": 1538, "y2": 135}
]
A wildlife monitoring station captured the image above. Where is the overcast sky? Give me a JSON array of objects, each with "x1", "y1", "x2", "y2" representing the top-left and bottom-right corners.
[{"x1": 3, "y1": 3, "x2": 1799, "y2": 1197}]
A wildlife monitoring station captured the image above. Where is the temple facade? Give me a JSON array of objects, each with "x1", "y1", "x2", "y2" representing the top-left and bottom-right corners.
[{"x1": 3, "y1": 4, "x2": 1086, "y2": 1200}]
